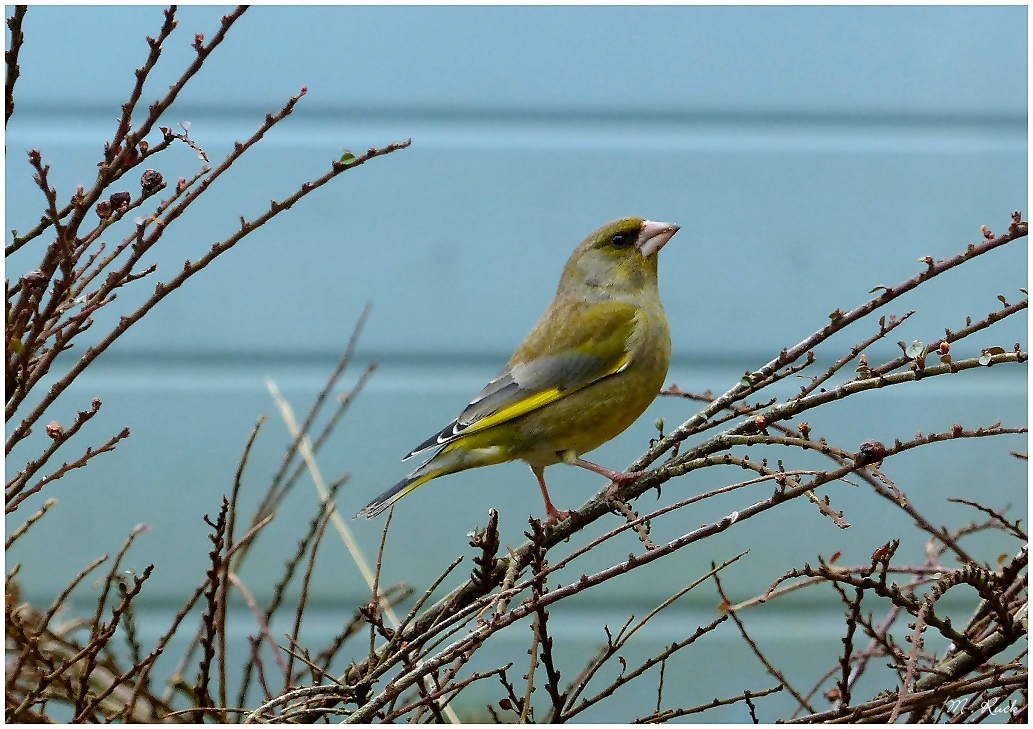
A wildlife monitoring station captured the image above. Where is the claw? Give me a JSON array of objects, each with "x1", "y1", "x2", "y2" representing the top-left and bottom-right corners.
[{"x1": 544, "y1": 506, "x2": 574, "y2": 526}]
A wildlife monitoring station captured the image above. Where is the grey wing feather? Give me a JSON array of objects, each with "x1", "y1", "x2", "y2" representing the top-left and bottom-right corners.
[
  {"x1": 402, "y1": 365, "x2": 515, "y2": 459},
  {"x1": 402, "y1": 351, "x2": 617, "y2": 460}
]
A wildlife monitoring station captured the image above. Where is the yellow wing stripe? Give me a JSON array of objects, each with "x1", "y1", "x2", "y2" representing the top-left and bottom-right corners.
[{"x1": 456, "y1": 353, "x2": 630, "y2": 438}]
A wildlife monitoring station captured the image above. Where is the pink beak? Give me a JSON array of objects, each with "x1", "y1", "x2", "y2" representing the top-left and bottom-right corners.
[{"x1": 637, "y1": 220, "x2": 680, "y2": 257}]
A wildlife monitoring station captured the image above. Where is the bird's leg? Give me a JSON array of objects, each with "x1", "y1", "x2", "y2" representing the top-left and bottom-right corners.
[
  {"x1": 531, "y1": 464, "x2": 573, "y2": 525},
  {"x1": 568, "y1": 456, "x2": 645, "y2": 499},
  {"x1": 572, "y1": 457, "x2": 644, "y2": 483}
]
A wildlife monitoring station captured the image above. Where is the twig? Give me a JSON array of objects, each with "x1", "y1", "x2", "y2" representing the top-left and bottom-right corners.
[
  {"x1": 948, "y1": 497, "x2": 1027, "y2": 541},
  {"x1": 228, "y1": 572, "x2": 290, "y2": 681},
  {"x1": 266, "y1": 379, "x2": 398, "y2": 625},
  {"x1": 285, "y1": 504, "x2": 333, "y2": 690},
  {"x1": 797, "y1": 310, "x2": 915, "y2": 398},
  {"x1": 254, "y1": 302, "x2": 371, "y2": 522},
  {"x1": 713, "y1": 569, "x2": 814, "y2": 713},
  {"x1": 136, "y1": 512, "x2": 274, "y2": 713},
  {"x1": 890, "y1": 602, "x2": 928, "y2": 723},
  {"x1": 193, "y1": 498, "x2": 229, "y2": 721},
  {"x1": 219, "y1": 416, "x2": 264, "y2": 717},
  {"x1": 316, "y1": 583, "x2": 411, "y2": 674},
  {"x1": 634, "y1": 685, "x2": 783, "y2": 723},
  {"x1": 871, "y1": 297, "x2": 1028, "y2": 377},
  {"x1": 237, "y1": 477, "x2": 346, "y2": 706},
  {"x1": 7, "y1": 427, "x2": 130, "y2": 514},
  {"x1": 5, "y1": 497, "x2": 57, "y2": 549},
  {"x1": 5, "y1": 5, "x2": 27, "y2": 127},
  {"x1": 563, "y1": 616, "x2": 729, "y2": 721},
  {"x1": 382, "y1": 665, "x2": 512, "y2": 723},
  {"x1": 628, "y1": 218, "x2": 1026, "y2": 475},
  {"x1": 518, "y1": 616, "x2": 540, "y2": 723},
  {"x1": 4, "y1": 125, "x2": 407, "y2": 450}
]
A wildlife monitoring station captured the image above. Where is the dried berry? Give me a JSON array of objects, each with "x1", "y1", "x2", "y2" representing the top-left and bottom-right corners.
[
  {"x1": 95, "y1": 200, "x2": 113, "y2": 220},
  {"x1": 857, "y1": 439, "x2": 887, "y2": 465},
  {"x1": 938, "y1": 341, "x2": 950, "y2": 355},
  {"x1": 22, "y1": 269, "x2": 49, "y2": 289},
  {"x1": 140, "y1": 169, "x2": 163, "y2": 193},
  {"x1": 109, "y1": 191, "x2": 131, "y2": 209}
]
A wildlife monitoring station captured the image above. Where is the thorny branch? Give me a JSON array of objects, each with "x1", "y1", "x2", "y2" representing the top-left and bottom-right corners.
[
  {"x1": 5, "y1": 6, "x2": 412, "y2": 723},
  {"x1": 5, "y1": 5, "x2": 26, "y2": 127}
]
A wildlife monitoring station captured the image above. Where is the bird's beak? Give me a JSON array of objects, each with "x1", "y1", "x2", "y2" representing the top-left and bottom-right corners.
[{"x1": 636, "y1": 220, "x2": 680, "y2": 258}]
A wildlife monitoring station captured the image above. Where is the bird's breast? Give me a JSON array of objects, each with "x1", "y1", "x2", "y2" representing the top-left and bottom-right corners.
[{"x1": 509, "y1": 303, "x2": 671, "y2": 464}]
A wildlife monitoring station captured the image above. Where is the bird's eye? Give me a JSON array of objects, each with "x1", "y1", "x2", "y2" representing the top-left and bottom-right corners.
[{"x1": 611, "y1": 233, "x2": 632, "y2": 247}]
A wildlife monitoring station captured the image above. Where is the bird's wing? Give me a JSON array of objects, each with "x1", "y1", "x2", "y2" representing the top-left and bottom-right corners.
[{"x1": 403, "y1": 300, "x2": 640, "y2": 459}]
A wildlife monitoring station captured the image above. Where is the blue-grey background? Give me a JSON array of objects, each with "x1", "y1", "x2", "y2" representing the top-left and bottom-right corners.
[{"x1": 5, "y1": 6, "x2": 1027, "y2": 721}]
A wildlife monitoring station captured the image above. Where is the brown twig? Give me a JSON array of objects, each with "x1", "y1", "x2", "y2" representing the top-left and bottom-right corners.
[
  {"x1": 5, "y1": 5, "x2": 26, "y2": 127},
  {"x1": 713, "y1": 569, "x2": 814, "y2": 713},
  {"x1": 286, "y1": 504, "x2": 334, "y2": 691},
  {"x1": 5, "y1": 117, "x2": 408, "y2": 452},
  {"x1": 237, "y1": 476, "x2": 347, "y2": 705},
  {"x1": 219, "y1": 416, "x2": 265, "y2": 716},
  {"x1": 629, "y1": 216, "x2": 1026, "y2": 475},
  {"x1": 4, "y1": 497, "x2": 57, "y2": 550},
  {"x1": 634, "y1": 685, "x2": 783, "y2": 723},
  {"x1": 835, "y1": 585, "x2": 864, "y2": 712},
  {"x1": 890, "y1": 602, "x2": 928, "y2": 722},
  {"x1": 871, "y1": 297, "x2": 1028, "y2": 377},
  {"x1": 562, "y1": 616, "x2": 729, "y2": 721},
  {"x1": 948, "y1": 497, "x2": 1027, "y2": 541},
  {"x1": 193, "y1": 498, "x2": 229, "y2": 721},
  {"x1": 254, "y1": 303, "x2": 371, "y2": 524}
]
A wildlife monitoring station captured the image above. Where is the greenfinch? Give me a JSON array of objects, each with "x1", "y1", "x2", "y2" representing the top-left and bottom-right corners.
[{"x1": 357, "y1": 217, "x2": 678, "y2": 524}]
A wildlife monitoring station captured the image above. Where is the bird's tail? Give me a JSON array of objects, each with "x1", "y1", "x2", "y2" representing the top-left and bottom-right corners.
[{"x1": 354, "y1": 441, "x2": 506, "y2": 519}]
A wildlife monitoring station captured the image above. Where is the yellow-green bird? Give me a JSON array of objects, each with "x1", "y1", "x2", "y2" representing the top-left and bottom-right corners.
[{"x1": 356, "y1": 217, "x2": 679, "y2": 524}]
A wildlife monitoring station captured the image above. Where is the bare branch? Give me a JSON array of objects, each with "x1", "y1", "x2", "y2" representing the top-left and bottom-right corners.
[{"x1": 5, "y1": 5, "x2": 27, "y2": 126}]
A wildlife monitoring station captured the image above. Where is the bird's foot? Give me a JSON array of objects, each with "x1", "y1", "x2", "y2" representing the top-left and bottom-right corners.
[
  {"x1": 604, "y1": 468, "x2": 646, "y2": 500},
  {"x1": 608, "y1": 468, "x2": 646, "y2": 484},
  {"x1": 544, "y1": 505, "x2": 575, "y2": 526},
  {"x1": 604, "y1": 480, "x2": 624, "y2": 502}
]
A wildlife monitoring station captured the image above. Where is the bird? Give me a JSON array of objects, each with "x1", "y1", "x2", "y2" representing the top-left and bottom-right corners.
[{"x1": 356, "y1": 217, "x2": 679, "y2": 524}]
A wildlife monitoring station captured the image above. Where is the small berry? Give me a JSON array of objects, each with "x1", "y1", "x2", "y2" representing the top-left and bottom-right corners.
[{"x1": 140, "y1": 169, "x2": 163, "y2": 193}]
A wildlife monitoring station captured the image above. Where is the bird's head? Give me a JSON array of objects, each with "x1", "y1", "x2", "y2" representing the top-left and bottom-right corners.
[{"x1": 558, "y1": 217, "x2": 680, "y2": 298}]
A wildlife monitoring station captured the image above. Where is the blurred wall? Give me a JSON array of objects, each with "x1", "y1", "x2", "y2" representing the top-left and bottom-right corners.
[{"x1": 5, "y1": 6, "x2": 1027, "y2": 720}]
